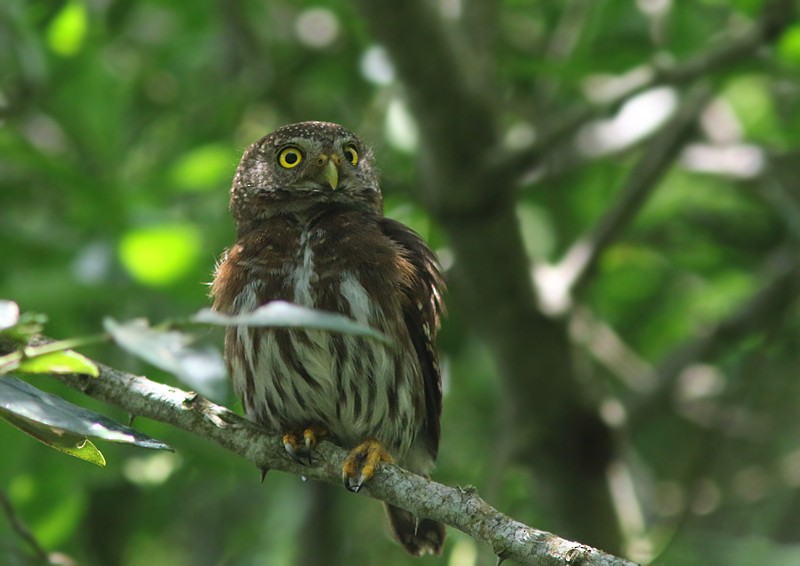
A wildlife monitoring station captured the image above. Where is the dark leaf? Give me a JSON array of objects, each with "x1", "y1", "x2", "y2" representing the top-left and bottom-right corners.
[
  {"x1": 0, "y1": 376, "x2": 170, "y2": 450},
  {"x1": 1, "y1": 411, "x2": 106, "y2": 466}
]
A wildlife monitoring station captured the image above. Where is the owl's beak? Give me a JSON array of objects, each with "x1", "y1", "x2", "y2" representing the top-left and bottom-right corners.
[{"x1": 323, "y1": 159, "x2": 339, "y2": 190}]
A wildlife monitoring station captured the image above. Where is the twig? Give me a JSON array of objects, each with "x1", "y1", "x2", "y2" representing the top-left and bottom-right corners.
[
  {"x1": 0, "y1": 490, "x2": 51, "y2": 563},
  {"x1": 630, "y1": 249, "x2": 800, "y2": 423},
  {"x1": 500, "y1": 0, "x2": 796, "y2": 180},
  {"x1": 0, "y1": 333, "x2": 108, "y2": 374},
  {"x1": 33, "y1": 351, "x2": 638, "y2": 566},
  {"x1": 539, "y1": 0, "x2": 597, "y2": 106}
]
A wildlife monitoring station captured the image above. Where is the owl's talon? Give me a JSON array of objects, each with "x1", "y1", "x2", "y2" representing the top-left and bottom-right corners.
[
  {"x1": 282, "y1": 427, "x2": 326, "y2": 465},
  {"x1": 342, "y1": 439, "x2": 393, "y2": 493},
  {"x1": 283, "y1": 435, "x2": 302, "y2": 463},
  {"x1": 342, "y1": 472, "x2": 367, "y2": 493}
]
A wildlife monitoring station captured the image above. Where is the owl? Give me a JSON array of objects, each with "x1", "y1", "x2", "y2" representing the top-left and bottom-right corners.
[{"x1": 211, "y1": 121, "x2": 446, "y2": 555}]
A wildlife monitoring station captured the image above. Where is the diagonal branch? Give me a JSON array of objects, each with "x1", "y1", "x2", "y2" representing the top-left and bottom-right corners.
[
  {"x1": 33, "y1": 354, "x2": 639, "y2": 566},
  {"x1": 553, "y1": 84, "x2": 713, "y2": 300}
]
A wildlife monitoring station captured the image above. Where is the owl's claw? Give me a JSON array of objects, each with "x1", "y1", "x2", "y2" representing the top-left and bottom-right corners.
[
  {"x1": 282, "y1": 426, "x2": 327, "y2": 466},
  {"x1": 342, "y1": 439, "x2": 393, "y2": 493}
]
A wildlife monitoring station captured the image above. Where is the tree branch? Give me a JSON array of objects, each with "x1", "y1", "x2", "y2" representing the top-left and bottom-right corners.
[
  {"x1": 36, "y1": 356, "x2": 638, "y2": 566},
  {"x1": 500, "y1": 0, "x2": 796, "y2": 181}
]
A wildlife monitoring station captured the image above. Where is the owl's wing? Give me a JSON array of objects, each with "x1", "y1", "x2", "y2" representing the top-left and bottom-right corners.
[{"x1": 380, "y1": 218, "x2": 446, "y2": 458}]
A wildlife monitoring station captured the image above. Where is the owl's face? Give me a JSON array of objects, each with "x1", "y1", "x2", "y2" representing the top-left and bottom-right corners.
[{"x1": 230, "y1": 121, "x2": 381, "y2": 228}]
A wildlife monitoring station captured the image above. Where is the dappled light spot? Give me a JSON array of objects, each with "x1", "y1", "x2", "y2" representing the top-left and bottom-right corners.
[
  {"x1": 577, "y1": 87, "x2": 677, "y2": 157},
  {"x1": 681, "y1": 143, "x2": 765, "y2": 179},
  {"x1": 361, "y1": 45, "x2": 395, "y2": 85},
  {"x1": 295, "y1": 8, "x2": 339, "y2": 49},
  {"x1": 447, "y1": 535, "x2": 477, "y2": 566},
  {"x1": 504, "y1": 122, "x2": 536, "y2": 150},
  {"x1": 72, "y1": 242, "x2": 112, "y2": 285},
  {"x1": 690, "y1": 479, "x2": 721, "y2": 516},
  {"x1": 636, "y1": 0, "x2": 671, "y2": 17},
  {"x1": 124, "y1": 452, "x2": 182, "y2": 486},
  {"x1": 676, "y1": 364, "x2": 725, "y2": 402},
  {"x1": 654, "y1": 481, "x2": 686, "y2": 518},
  {"x1": 439, "y1": 0, "x2": 463, "y2": 20},
  {"x1": 386, "y1": 99, "x2": 418, "y2": 152}
]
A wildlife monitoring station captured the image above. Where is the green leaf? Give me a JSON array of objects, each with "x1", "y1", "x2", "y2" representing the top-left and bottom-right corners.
[
  {"x1": 118, "y1": 224, "x2": 201, "y2": 287},
  {"x1": 192, "y1": 301, "x2": 392, "y2": 345},
  {"x1": 103, "y1": 318, "x2": 227, "y2": 400},
  {"x1": 0, "y1": 376, "x2": 170, "y2": 451},
  {"x1": 1, "y1": 411, "x2": 106, "y2": 466},
  {"x1": 17, "y1": 350, "x2": 99, "y2": 377},
  {"x1": 47, "y1": 0, "x2": 88, "y2": 57},
  {"x1": 778, "y1": 25, "x2": 800, "y2": 68},
  {"x1": 0, "y1": 300, "x2": 20, "y2": 331}
]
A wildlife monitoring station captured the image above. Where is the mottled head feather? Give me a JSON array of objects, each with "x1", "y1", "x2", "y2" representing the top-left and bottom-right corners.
[{"x1": 230, "y1": 121, "x2": 381, "y2": 232}]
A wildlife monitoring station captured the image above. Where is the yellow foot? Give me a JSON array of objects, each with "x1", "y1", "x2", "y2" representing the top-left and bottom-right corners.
[
  {"x1": 342, "y1": 439, "x2": 394, "y2": 493},
  {"x1": 282, "y1": 426, "x2": 327, "y2": 465}
]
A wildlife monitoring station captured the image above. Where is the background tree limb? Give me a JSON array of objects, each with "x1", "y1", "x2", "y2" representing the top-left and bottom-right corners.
[{"x1": 350, "y1": 0, "x2": 796, "y2": 554}]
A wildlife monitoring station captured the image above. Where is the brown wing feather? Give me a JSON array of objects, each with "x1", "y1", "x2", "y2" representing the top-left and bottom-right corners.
[{"x1": 379, "y1": 218, "x2": 445, "y2": 457}]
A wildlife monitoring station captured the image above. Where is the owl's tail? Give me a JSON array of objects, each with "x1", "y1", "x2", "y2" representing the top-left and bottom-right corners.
[{"x1": 384, "y1": 503, "x2": 446, "y2": 556}]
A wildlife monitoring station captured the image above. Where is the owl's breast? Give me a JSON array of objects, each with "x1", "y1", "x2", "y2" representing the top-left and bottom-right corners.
[{"x1": 217, "y1": 213, "x2": 422, "y2": 455}]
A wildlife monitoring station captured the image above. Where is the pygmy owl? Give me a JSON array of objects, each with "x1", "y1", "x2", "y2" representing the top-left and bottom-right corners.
[{"x1": 211, "y1": 121, "x2": 446, "y2": 555}]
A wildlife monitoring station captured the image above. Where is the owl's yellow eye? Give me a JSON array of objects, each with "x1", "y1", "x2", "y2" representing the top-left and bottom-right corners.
[
  {"x1": 278, "y1": 147, "x2": 303, "y2": 168},
  {"x1": 343, "y1": 144, "x2": 358, "y2": 166}
]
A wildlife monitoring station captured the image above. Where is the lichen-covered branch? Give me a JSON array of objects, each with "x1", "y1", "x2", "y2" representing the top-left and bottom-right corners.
[{"x1": 48, "y1": 361, "x2": 638, "y2": 566}]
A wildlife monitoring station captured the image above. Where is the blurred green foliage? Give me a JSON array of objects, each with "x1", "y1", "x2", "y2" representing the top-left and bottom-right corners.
[{"x1": 2, "y1": 0, "x2": 800, "y2": 565}]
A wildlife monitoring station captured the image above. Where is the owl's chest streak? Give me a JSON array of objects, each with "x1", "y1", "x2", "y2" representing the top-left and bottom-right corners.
[{"x1": 248, "y1": 215, "x2": 400, "y2": 318}]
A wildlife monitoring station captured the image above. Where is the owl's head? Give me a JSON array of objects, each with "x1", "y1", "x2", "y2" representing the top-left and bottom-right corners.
[{"x1": 230, "y1": 121, "x2": 381, "y2": 229}]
